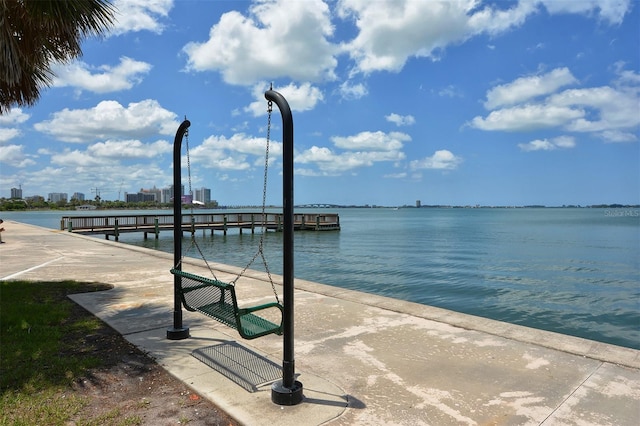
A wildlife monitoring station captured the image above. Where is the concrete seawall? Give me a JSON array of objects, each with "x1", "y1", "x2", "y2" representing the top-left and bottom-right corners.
[{"x1": 1, "y1": 221, "x2": 638, "y2": 425}]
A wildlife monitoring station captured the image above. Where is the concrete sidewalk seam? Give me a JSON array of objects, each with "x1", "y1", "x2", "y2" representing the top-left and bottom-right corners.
[{"x1": 540, "y1": 361, "x2": 604, "y2": 425}]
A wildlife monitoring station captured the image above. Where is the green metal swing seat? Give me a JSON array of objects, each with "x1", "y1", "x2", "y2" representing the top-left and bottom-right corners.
[{"x1": 170, "y1": 268, "x2": 283, "y2": 340}]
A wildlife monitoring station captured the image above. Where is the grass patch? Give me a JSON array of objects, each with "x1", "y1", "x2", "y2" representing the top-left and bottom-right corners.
[
  {"x1": 0, "y1": 280, "x2": 112, "y2": 425},
  {"x1": 80, "y1": 408, "x2": 143, "y2": 426}
]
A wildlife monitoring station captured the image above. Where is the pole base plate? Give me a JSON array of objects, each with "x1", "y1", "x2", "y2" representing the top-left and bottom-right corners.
[
  {"x1": 271, "y1": 380, "x2": 304, "y2": 405},
  {"x1": 166, "y1": 327, "x2": 190, "y2": 340}
]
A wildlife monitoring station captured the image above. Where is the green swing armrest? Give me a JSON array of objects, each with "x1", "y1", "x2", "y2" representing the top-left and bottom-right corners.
[{"x1": 237, "y1": 301, "x2": 283, "y2": 316}]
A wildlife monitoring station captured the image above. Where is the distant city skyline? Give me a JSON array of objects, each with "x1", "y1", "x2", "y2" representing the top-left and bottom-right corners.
[
  {"x1": 6, "y1": 183, "x2": 212, "y2": 204},
  {"x1": 1, "y1": 1, "x2": 638, "y2": 206}
]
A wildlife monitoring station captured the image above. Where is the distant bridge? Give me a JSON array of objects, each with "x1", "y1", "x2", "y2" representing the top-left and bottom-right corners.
[
  {"x1": 295, "y1": 204, "x2": 343, "y2": 208},
  {"x1": 61, "y1": 212, "x2": 340, "y2": 241}
]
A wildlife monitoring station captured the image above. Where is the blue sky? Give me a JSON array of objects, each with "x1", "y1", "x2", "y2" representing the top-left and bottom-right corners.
[{"x1": 1, "y1": 0, "x2": 638, "y2": 206}]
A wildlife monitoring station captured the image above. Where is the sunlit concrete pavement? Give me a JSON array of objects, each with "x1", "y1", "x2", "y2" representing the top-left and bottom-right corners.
[{"x1": 2, "y1": 221, "x2": 639, "y2": 425}]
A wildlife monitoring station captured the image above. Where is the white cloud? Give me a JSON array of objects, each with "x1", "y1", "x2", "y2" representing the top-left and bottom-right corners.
[
  {"x1": 22, "y1": 167, "x2": 80, "y2": 194},
  {"x1": 0, "y1": 143, "x2": 20, "y2": 161},
  {"x1": 519, "y1": 139, "x2": 555, "y2": 151},
  {"x1": 0, "y1": 108, "x2": 29, "y2": 126},
  {"x1": 0, "y1": 144, "x2": 36, "y2": 167},
  {"x1": 0, "y1": 128, "x2": 21, "y2": 143},
  {"x1": 295, "y1": 167, "x2": 324, "y2": 177},
  {"x1": 34, "y1": 100, "x2": 179, "y2": 143},
  {"x1": 110, "y1": 0, "x2": 173, "y2": 35},
  {"x1": 296, "y1": 130, "x2": 409, "y2": 174},
  {"x1": 384, "y1": 172, "x2": 407, "y2": 179},
  {"x1": 438, "y1": 85, "x2": 464, "y2": 98},
  {"x1": 339, "y1": 81, "x2": 368, "y2": 100},
  {"x1": 613, "y1": 61, "x2": 640, "y2": 86},
  {"x1": 599, "y1": 130, "x2": 637, "y2": 143},
  {"x1": 385, "y1": 113, "x2": 416, "y2": 127},
  {"x1": 189, "y1": 133, "x2": 281, "y2": 171},
  {"x1": 410, "y1": 149, "x2": 462, "y2": 170},
  {"x1": 552, "y1": 135, "x2": 578, "y2": 148},
  {"x1": 183, "y1": 0, "x2": 337, "y2": 85},
  {"x1": 518, "y1": 136, "x2": 576, "y2": 151},
  {"x1": 297, "y1": 145, "x2": 405, "y2": 174},
  {"x1": 245, "y1": 82, "x2": 324, "y2": 116},
  {"x1": 471, "y1": 64, "x2": 640, "y2": 139},
  {"x1": 0, "y1": 108, "x2": 29, "y2": 143},
  {"x1": 527, "y1": 42, "x2": 545, "y2": 52},
  {"x1": 548, "y1": 86, "x2": 640, "y2": 133},
  {"x1": 33, "y1": 136, "x2": 176, "y2": 194},
  {"x1": 332, "y1": 131, "x2": 410, "y2": 151},
  {"x1": 484, "y1": 67, "x2": 578, "y2": 109},
  {"x1": 51, "y1": 57, "x2": 152, "y2": 93},
  {"x1": 538, "y1": 0, "x2": 632, "y2": 25},
  {"x1": 466, "y1": 0, "x2": 537, "y2": 35},
  {"x1": 338, "y1": 0, "x2": 537, "y2": 74},
  {"x1": 89, "y1": 139, "x2": 172, "y2": 159},
  {"x1": 471, "y1": 104, "x2": 585, "y2": 131},
  {"x1": 46, "y1": 140, "x2": 172, "y2": 178},
  {"x1": 51, "y1": 149, "x2": 104, "y2": 167}
]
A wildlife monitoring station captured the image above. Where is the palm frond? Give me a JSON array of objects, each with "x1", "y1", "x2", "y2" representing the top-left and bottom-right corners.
[{"x1": 0, "y1": 0, "x2": 115, "y2": 113}]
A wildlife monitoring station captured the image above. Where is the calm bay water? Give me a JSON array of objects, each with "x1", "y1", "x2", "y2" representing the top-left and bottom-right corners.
[{"x1": 3, "y1": 207, "x2": 639, "y2": 349}]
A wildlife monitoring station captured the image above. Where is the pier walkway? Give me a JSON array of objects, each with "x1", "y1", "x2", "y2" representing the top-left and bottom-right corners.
[
  {"x1": 60, "y1": 212, "x2": 340, "y2": 240},
  {"x1": 1, "y1": 221, "x2": 639, "y2": 425}
]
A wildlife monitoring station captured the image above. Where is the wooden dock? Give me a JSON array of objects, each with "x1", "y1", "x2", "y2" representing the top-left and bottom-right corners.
[{"x1": 60, "y1": 212, "x2": 340, "y2": 241}]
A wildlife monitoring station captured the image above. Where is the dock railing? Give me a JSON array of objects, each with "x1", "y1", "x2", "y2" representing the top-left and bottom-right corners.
[{"x1": 60, "y1": 212, "x2": 340, "y2": 240}]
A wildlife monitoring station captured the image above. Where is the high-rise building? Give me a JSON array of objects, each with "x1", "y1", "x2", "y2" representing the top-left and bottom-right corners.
[
  {"x1": 48, "y1": 193, "x2": 68, "y2": 203},
  {"x1": 416, "y1": 200, "x2": 421, "y2": 208},
  {"x1": 143, "y1": 186, "x2": 161, "y2": 202},
  {"x1": 161, "y1": 188, "x2": 172, "y2": 204},
  {"x1": 125, "y1": 192, "x2": 156, "y2": 203},
  {"x1": 10, "y1": 187, "x2": 22, "y2": 199},
  {"x1": 194, "y1": 187, "x2": 211, "y2": 204},
  {"x1": 71, "y1": 192, "x2": 85, "y2": 201}
]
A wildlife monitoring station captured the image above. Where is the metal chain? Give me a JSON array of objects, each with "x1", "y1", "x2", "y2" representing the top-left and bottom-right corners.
[
  {"x1": 261, "y1": 99, "x2": 280, "y2": 304},
  {"x1": 261, "y1": 99, "x2": 272, "y2": 220},
  {"x1": 185, "y1": 126, "x2": 192, "y2": 198},
  {"x1": 232, "y1": 98, "x2": 280, "y2": 304},
  {"x1": 183, "y1": 122, "x2": 218, "y2": 280}
]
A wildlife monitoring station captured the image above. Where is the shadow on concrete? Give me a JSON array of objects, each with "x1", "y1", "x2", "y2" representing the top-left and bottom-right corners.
[
  {"x1": 193, "y1": 341, "x2": 282, "y2": 392},
  {"x1": 303, "y1": 391, "x2": 365, "y2": 409}
]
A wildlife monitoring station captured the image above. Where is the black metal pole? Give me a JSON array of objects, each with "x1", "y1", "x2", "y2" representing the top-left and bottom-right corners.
[
  {"x1": 266, "y1": 90, "x2": 303, "y2": 405},
  {"x1": 167, "y1": 119, "x2": 191, "y2": 340}
]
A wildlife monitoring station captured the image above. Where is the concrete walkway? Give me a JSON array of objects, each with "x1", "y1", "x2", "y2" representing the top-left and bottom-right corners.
[{"x1": 1, "y1": 221, "x2": 639, "y2": 425}]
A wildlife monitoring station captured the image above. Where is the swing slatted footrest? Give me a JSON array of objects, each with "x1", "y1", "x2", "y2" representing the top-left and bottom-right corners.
[{"x1": 170, "y1": 269, "x2": 283, "y2": 340}]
